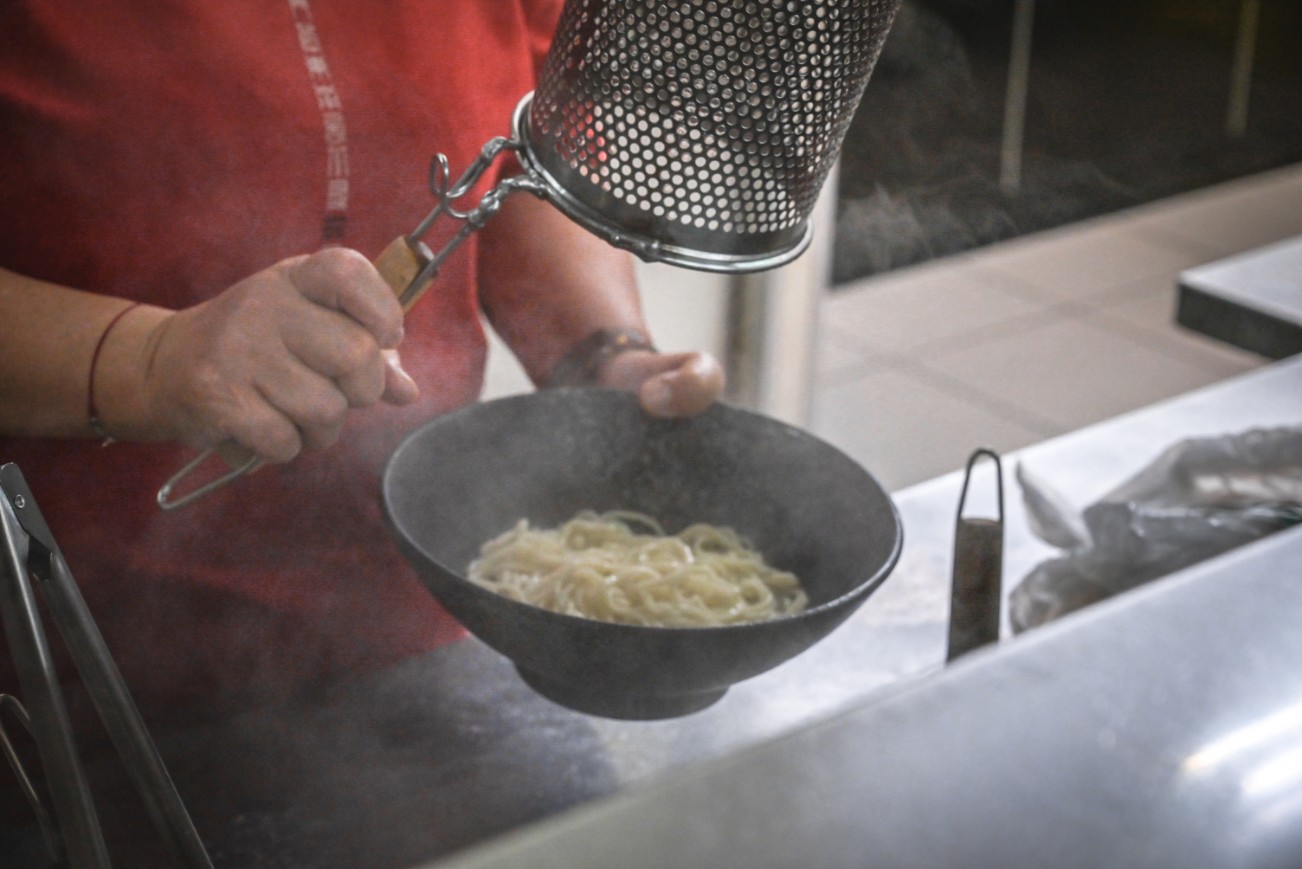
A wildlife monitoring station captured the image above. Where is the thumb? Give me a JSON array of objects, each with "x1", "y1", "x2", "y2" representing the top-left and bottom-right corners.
[
  {"x1": 381, "y1": 349, "x2": 420, "y2": 405},
  {"x1": 637, "y1": 353, "x2": 725, "y2": 418}
]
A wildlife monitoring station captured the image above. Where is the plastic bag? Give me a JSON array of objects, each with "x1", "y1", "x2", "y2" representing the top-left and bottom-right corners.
[{"x1": 1008, "y1": 426, "x2": 1302, "y2": 632}]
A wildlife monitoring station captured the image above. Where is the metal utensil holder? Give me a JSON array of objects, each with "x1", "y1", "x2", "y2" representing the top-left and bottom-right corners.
[
  {"x1": 947, "y1": 448, "x2": 1005, "y2": 662},
  {"x1": 0, "y1": 463, "x2": 212, "y2": 867}
]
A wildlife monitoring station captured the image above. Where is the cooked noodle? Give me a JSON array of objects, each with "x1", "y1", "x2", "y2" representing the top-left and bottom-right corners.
[{"x1": 467, "y1": 511, "x2": 808, "y2": 627}]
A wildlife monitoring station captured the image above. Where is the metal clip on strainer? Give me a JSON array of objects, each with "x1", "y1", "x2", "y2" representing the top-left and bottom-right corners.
[{"x1": 157, "y1": 0, "x2": 904, "y2": 509}]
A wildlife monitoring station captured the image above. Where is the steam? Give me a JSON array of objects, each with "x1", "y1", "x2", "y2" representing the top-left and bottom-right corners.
[{"x1": 829, "y1": 1, "x2": 1149, "y2": 284}]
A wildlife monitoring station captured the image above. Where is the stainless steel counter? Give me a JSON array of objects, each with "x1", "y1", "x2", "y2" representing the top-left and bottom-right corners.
[
  {"x1": 438, "y1": 503, "x2": 1302, "y2": 869},
  {"x1": 25, "y1": 357, "x2": 1302, "y2": 868},
  {"x1": 1178, "y1": 235, "x2": 1302, "y2": 359},
  {"x1": 421, "y1": 355, "x2": 1302, "y2": 869}
]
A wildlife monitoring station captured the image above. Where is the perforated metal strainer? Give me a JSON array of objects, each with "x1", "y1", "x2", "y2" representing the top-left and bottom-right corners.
[
  {"x1": 156, "y1": 0, "x2": 901, "y2": 509},
  {"x1": 520, "y1": 0, "x2": 903, "y2": 271}
]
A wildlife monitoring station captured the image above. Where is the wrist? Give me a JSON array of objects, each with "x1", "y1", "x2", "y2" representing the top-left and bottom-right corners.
[
  {"x1": 88, "y1": 303, "x2": 175, "y2": 442},
  {"x1": 543, "y1": 327, "x2": 656, "y2": 388}
]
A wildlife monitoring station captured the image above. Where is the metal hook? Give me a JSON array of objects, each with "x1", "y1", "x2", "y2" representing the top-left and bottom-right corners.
[
  {"x1": 425, "y1": 153, "x2": 456, "y2": 219},
  {"x1": 154, "y1": 133, "x2": 530, "y2": 511},
  {"x1": 413, "y1": 137, "x2": 521, "y2": 239},
  {"x1": 156, "y1": 448, "x2": 263, "y2": 511},
  {"x1": 956, "y1": 447, "x2": 1005, "y2": 525}
]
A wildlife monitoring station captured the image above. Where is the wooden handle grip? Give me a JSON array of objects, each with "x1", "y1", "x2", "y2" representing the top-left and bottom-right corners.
[
  {"x1": 374, "y1": 236, "x2": 434, "y2": 313},
  {"x1": 158, "y1": 238, "x2": 434, "y2": 509}
]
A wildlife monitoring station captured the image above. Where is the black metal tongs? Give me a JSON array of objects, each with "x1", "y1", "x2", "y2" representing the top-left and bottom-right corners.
[{"x1": 0, "y1": 463, "x2": 211, "y2": 868}]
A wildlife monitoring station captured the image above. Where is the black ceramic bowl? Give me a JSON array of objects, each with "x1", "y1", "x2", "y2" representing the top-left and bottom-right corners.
[{"x1": 382, "y1": 389, "x2": 902, "y2": 719}]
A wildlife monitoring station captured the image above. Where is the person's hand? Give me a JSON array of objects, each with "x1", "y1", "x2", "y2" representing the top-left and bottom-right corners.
[
  {"x1": 599, "y1": 349, "x2": 726, "y2": 418},
  {"x1": 140, "y1": 248, "x2": 418, "y2": 462}
]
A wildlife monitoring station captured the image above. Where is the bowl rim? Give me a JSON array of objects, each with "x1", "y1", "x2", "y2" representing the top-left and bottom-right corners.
[{"x1": 382, "y1": 390, "x2": 904, "y2": 635}]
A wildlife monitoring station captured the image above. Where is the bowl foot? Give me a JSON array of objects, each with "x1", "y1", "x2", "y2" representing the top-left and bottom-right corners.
[{"x1": 515, "y1": 667, "x2": 728, "y2": 720}]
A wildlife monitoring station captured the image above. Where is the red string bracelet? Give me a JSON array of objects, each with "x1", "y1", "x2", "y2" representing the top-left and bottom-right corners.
[{"x1": 87, "y1": 301, "x2": 142, "y2": 442}]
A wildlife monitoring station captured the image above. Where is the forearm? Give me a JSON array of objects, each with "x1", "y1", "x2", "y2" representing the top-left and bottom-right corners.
[
  {"x1": 0, "y1": 267, "x2": 170, "y2": 440},
  {"x1": 476, "y1": 194, "x2": 646, "y2": 386}
]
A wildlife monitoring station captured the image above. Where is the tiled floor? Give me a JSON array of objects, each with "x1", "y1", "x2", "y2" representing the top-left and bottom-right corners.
[{"x1": 809, "y1": 162, "x2": 1302, "y2": 492}]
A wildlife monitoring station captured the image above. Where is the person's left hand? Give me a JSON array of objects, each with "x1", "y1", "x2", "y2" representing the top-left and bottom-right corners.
[{"x1": 598, "y1": 350, "x2": 726, "y2": 418}]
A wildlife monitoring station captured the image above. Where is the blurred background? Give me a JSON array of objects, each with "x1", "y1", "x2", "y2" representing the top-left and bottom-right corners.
[{"x1": 834, "y1": 0, "x2": 1302, "y2": 281}]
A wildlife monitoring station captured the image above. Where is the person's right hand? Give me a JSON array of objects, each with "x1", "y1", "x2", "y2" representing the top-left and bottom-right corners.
[{"x1": 141, "y1": 248, "x2": 419, "y2": 463}]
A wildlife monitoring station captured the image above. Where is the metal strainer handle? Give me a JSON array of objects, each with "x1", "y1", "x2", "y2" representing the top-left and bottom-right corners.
[
  {"x1": 155, "y1": 137, "x2": 538, "y2": 510},
  {"x1": 153, "y1": 0, "x2": 904, "y2": 509}
]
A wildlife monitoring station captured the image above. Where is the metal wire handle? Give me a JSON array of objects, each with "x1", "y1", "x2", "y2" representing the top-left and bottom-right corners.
[
  {"x1": 156, "y1": 448, "x2": 264, "y2": 511},
  {"x1": 154, "y1": 136, "x2": 541, "y2": 511},
  {"x1": 398, "y1": 135, "x2": 543, "y2": 310},
  {"x1": 152, "y1": 0, "x2": 906, "y2": 510}
]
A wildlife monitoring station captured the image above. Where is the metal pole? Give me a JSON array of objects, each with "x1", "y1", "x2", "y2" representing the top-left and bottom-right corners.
[
  {"x1": 724, "y1": 163, "x2": 838, "y2": 427},
  {"x1": 1226, "y1": 0, "x2": 1260, "y2": 138},
  {"x1": 1000, "y1": 0, "x2": 1036, "y2": 195}
]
